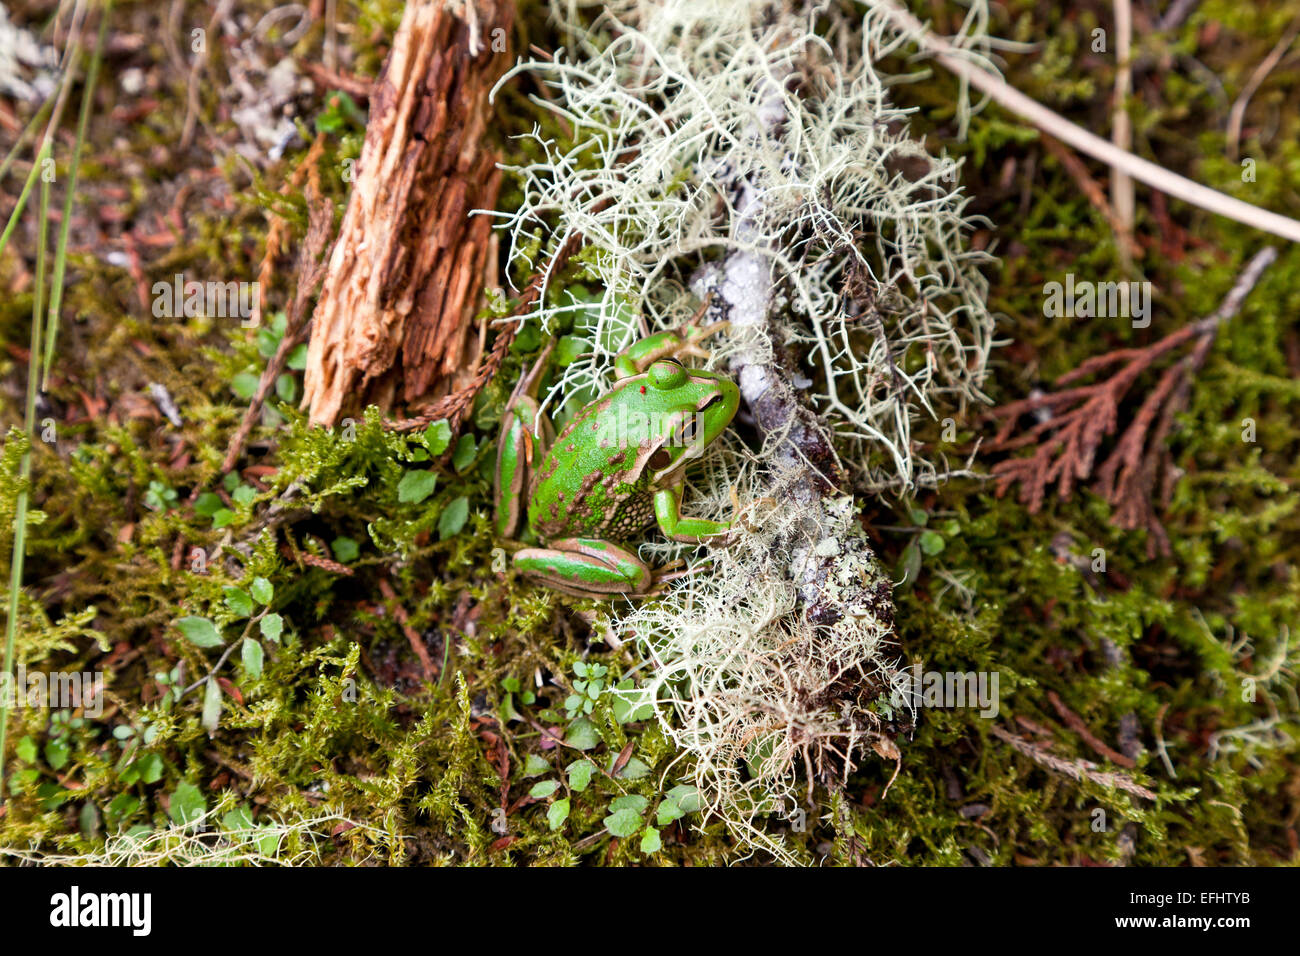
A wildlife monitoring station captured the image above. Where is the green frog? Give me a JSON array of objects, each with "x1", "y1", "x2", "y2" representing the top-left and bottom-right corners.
[{"x1": 493, "y1": 322, "x2": 738, "y2": 598}]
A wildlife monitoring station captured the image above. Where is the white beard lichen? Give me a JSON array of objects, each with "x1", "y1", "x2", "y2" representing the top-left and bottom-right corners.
[{"x1": 492, "y1": 0, "x2": 995, "y2": 861}]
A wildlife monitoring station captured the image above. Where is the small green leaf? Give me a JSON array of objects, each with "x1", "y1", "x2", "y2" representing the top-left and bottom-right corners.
[
  {"x1": 547, "y1": 798, "x2": 570, "y2": 831},
  {"x1": 331, "y1": 536, "x2": 359, "y2": 563},
  {"x1": 286, "y1": 343, "x2": 308, "y2": 370},
  {"x1": 397, "y1": 469, "x2": 437, "y2": 504},
  {"x1": 275, "y1": 373, "x2": 297, "y2": 403},
  {"x1": 523, "y1": 754, "x2": 550, "y2": 777},
  {"x1": 257, "y1": 325, "x2": 281, "y2": 358},
  {"x1": 211, "y1": 508, "x2": 235, "y2": 529},
  {"x1": 567, "y1": 759, "x2": 596, "y2": 792},
  {"x1": 169, "y1": 780, "x2": 207, "y2": 828},
  {"x1": 564, "y1": 717, "x2": 600, "y2": 751},
  {"x1": 423, "y1": 420, "x2": 452, "y2": 456},
  {"x1": 259, "y1": 613, "x2": 283, "y2": 642},
  {"x1": 452, "y1": 434, "x2": 477, "y2": 472},
  {"x1": 666, "y1": 785, "x2": 702, "y2": 813},
  {"x1": 639, "y1": 827, "x2": 662, "y2": 854},
  {"x1": 250, "y1": 577, "x2": 274, "y2": 605},
  {"x1": 910, "y1": 508, "x2": 929, "y2": 526},
  {"x1": 919, "y1": 530, "x2": 946, "y2": 556},
  {"x1": 231, "y1": 485, "x2": 257, "y2": 508},
  {"x1": 897, "y1": 538, "x2": 922, "y2": 587},
  {"x1": 136, "y1": 753, "x2": 164, "y2": 785},
  {"x1": 44, "y1": 739, "x2": 69, "y2": 771},
  {"x1": 201, "y1": 677, "x2": 222, "y2": 735},
  {"x1": 175, "y1": 616, "x2": 223, "y2": 648},
  {"x1": 16, "y1": 736, "x2": 37, "y2": 763},
  {"x1": 438, "y1": 496, "x2": 469, "y2": 539},
  {"x1": 242, "y1": 638, "x2": 264, "y2": 679},
  {"x1": 656, "y1": 799, "x2": 685, "y2": 827},
  {"x1": 555, "y1": 335, "x2": 590, "y2": 367},
  {"x1": 222, "y1": 805, "x2": 255, "y2": 834},
  {"x1": 609, "y1": 794, "x2": 648, "y2": 813},
  {"x1": 613, "y1": 756, "x2": 650, "y2": 780},
  {"x1": 603, "y1": 807, "x2": 642, "y2": 839},
  {"x1": 230, "y1": 372, "x2": 260, "y2": 400},
  {"x1": 224, "y1": 587, "x2": 253, "y2": 618},
  {"x1": 194, "y1": 492, "x2": 223, "y2": 517},
  {"x1": 529, "y1": 780, "x2": 559, "y2": 799}
]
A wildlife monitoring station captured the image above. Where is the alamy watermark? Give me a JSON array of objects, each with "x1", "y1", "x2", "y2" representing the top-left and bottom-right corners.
[
  {"x1": 1043, "y1": 274, "x2": 1151, "y2": 328},
  {"x1": 605, "y1": 405, "x2": 709, "y2": 458},
  {"x1": 152, "y1": 274, "x2": 260, "y2": 327},
  {"x1": 891, "y1": 664, "x2": 1001, "y2": 718},
  {"x1": 0, "y1": 665, "x2": 104, "y2": 718}
]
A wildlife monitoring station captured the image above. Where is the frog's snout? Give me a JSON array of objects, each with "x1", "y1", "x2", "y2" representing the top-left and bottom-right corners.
[{"x1": 703, "y1": 376, "x2": 740, "y2": 432}]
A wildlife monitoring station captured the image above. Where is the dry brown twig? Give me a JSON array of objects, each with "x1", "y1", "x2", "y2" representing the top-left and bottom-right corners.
[
  {"x1": 1040, "y1": 135, "x2": 1141, "y2": 262},
  {"x1": 221, "y1": 159, "x2": 336, "y2": 473},
  {"x1": 987, "y1": 246, "x2": 1277, "y2": 555},
  {"x1": 1046, "y1": 690, "x2": 1135, "y2": 768},
  {"x1": 990, "y1": 725, "x2": 1157, "y2": 800}
]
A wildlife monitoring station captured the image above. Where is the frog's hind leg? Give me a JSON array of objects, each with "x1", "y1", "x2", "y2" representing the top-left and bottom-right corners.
[{"x1": 514, "y1": 538, "x2": 652, "y2": 598}]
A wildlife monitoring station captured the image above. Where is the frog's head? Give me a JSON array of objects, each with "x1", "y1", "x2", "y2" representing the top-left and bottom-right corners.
[{"x1": 640, "y1": 358, "x2": 740, "y2": 482}]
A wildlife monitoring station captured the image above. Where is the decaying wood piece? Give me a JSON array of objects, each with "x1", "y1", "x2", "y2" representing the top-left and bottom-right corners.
[{"x1": 303, "y1": 0, "x2": 513, "y2": 425}]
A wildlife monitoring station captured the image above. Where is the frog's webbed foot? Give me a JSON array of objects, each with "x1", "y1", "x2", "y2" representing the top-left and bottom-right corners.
[{"x1": 514, "y1": 538, "x2": 653, "y2": 598}]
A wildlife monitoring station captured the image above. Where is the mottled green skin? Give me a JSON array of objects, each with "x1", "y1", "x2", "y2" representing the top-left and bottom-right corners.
[
  {"x1": 527, "y1": 367, "x2": 736, "y2": 541},
  {"x1": 494, "y1": 330, "x2": 739, "y2": 598}
]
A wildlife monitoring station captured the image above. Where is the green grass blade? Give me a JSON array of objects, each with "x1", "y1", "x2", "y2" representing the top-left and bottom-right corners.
[
  {"x1": 0, "y1": 154, "x2": 53, "y2": 802},
  {"x1": 0, "y1": 16, "x2": 86, "y2": 801},
  {"x1": 43, "y1": 0, "x2": 113, "y2": 389},
  {"x1": 0, "y1": 94, "x2": 55, "y2": 184}
]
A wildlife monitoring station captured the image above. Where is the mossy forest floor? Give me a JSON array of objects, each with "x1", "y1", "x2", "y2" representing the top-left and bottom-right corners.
[{"x1": 1, "y1": 0, "x2": 1298, "y2": 865}]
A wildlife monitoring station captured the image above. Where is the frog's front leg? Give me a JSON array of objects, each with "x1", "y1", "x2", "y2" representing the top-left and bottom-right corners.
[
  {"x1": 653, "y1": 485, "x2": 731, "y2": 543},
  {"x1": 613, "y1": 318, "x2": 729, "y2": 380},
  {"x1": 494, "y1": 340, "x2": 556, "y2": 538},
  {"x1": 514, "y1": 538, "x2": 653, "y2": 598}
]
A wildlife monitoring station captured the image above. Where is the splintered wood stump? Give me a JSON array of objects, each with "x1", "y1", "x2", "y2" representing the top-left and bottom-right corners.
[{"x1": 303, "y1": 0, "x2": 513, "y2": 425}]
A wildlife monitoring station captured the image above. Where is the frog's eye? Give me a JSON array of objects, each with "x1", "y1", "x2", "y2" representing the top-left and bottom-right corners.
[
  {"x1": 647, "y1": 359, "x2": 688, "y2": 391},
  {"x1": 648, "y1": 448, "x2": 673, "y2": 471}
]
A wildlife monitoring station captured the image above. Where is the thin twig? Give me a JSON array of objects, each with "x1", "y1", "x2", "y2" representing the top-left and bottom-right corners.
[
  {"x1": 1047, "y1": 690, "x2": 1136, "y2": 768},
  {"x1": 990, "y1": 725, "x2": 1157, "y2": 800},
  {"x1": 1226, "y1": 18, "x2": 1300, "y2": 162},
  {"x1": 869, "y1": 0, "x2": 1300, "y2": 243},
  {"x1": 1111, "y1": 0, "x2": 1134, "y2": 262}
]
